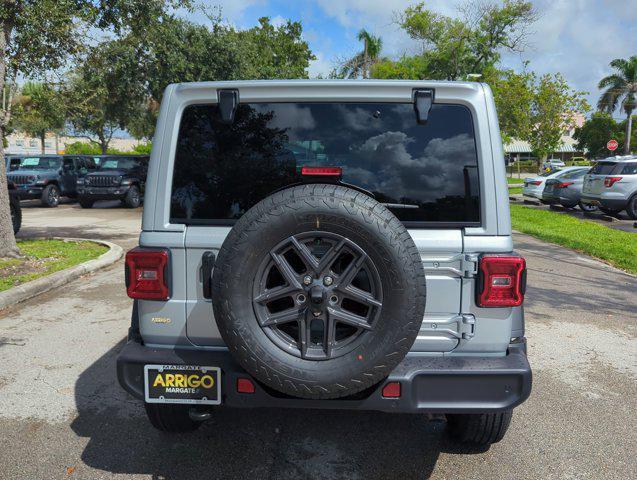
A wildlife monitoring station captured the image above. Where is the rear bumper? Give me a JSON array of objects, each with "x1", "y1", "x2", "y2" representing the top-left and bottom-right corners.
[
  {"x1": 581, "y1": 195, "x2": 628, "y2": 210},
  {"x1": 117, "y1": 338, "x2": 532, "y2": 414}
]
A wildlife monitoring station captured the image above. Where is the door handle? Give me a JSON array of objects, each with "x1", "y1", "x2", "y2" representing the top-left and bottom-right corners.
[{"x1": 201, "y1": 251, "x2": 216, "y2": 299}]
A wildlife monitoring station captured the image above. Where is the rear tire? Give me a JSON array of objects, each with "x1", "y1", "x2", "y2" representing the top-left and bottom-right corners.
[
  {"x1": 41, "y1": 184, "x2": 60, "y2": 207},
  {"x1": 578, "y1": 201, "x2": 597, "y2": 212},
  {"x1": 79, "y1": 197, "x2": 94, "y2": 209},
  {"x1": 10, "y1": 196, "x2": 22, "y2": 235},
  {"x1": 123, "y1": 185, "x2": 141, "y2": 208},
  {"x1": 446, "y1": 410, "x2": 513, "y2": 446},
  {"x1": 600, "y1": 206, "x2": 620, "y2": 216},
  {"x1": 626, "y1": 195, "x2": 637, "y2": 220},
  {"x1": 144, "y1": 403, "x2": 202, "y2": 433}
]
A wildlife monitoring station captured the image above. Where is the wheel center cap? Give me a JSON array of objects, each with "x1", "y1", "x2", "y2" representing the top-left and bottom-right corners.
[{"x1": 309, "y1": 285, "x2": 325, "y2": 315}]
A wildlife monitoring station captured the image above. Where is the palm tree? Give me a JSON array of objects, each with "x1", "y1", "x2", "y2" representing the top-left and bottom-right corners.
[
  {"x1": 598, "y1": 56, "x2": 637, "y2": 154},
  {"x1": 339, "y1": 29, "x2": 383, "y2": 79}
]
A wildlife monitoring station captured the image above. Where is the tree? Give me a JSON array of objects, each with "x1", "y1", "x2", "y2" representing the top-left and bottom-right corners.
[
  {"x1": 0, "y1": 0, "x2": 188, "y2": 257},
  {"x1": 339, "y1": 29, "x2": 383, "y2": 79},
  {"x1": 598, "y1": 56, "x2": 637, "y2": 154},
  {"x1": 12, "y1": 82, "x2": 65, "y2": 153},
  {"x1": 380, "y1": 0, "x2": 537, "y2": 80},
  {"x1": 127, "y1": 15, "x2": 314, "y2": 138},
  {"x1": 527, "y1": 73, "x2": 589, "y2": 161},
  {"x1": 482, "y1": 67, "x2": 534, "y2": 143},
  {"x1": 573, "y1": 112, "x2": 624, "y2": 159},
  {"x1": 66, "y1": 39, "x2": 147, "y2": 153}
]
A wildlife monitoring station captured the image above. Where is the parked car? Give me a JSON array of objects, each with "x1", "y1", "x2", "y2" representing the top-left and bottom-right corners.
[
  {"x1": 541, "y1": 159, "x2": 566, "y2": 172},
  {"x1": 5, "y1": 154, "x2": 24, "y2": 172},
  {"x1": 581, "y1": 155, "x2": 637, "y2": 218},
  {"x1": 523, "y1": 166, "x2": 588, "y2": 200},
  {"x1": 117, "y1": 80, "x2": 531, "y2": 447},
  {"x1": 6, "y1": 155, "x2": 97, "y2": 207},
  {"x1": 540, "y1": 167, "x2": 595, "y2": 211},
  {"x1": 7, "y1": 180, "x2": 22, "y2": 234},
  {"x1": 77, "y1": 155, "x2": 149, "y2": 208}
]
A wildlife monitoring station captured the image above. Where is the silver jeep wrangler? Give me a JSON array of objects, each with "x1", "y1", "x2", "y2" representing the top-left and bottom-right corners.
[{"x1": 117, "y1": 80, "x2": 531, "y2": 446}]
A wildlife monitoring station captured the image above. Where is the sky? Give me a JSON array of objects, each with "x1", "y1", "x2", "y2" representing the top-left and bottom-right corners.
[{"x1": 180, "y1": 0, "x2": 637, "y2": 118}]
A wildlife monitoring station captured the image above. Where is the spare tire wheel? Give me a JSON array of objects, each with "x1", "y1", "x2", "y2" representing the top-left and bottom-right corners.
[{"x1": 211, "y1": 184, "x2": 426, "y2": 399}]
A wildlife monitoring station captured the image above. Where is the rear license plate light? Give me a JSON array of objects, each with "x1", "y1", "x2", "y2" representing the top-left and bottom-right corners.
[
  {"x1": 125, "y1": 247, "x2": 171, "y2": 300},
  {"x1": 476, "y1": 255, "x2": 526, "y2": 307}
]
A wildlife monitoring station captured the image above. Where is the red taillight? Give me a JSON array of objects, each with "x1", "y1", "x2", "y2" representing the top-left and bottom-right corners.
[
  {"x1": 237, "y1": 378, "x2": 255, "y2": 394},
  {"x1": 381, "y1": 382, "x2": 401, "y2": 398},
  {"x1": 477, "y1": 255, "x2": 526, "y2": 308},
  {"x1": 555, "y1": 181, "x2": 574, "y2": 188},
  {"x1": 604, "y1": 176, "x2": 622, "y2": 187},
  {"x1": 125, "y1": 247, "x2": 170, "y2": 300},
  {"x1": 529, "y1": 181, "x2": 542, "y2": 186},
  {"x1": 301, "y1": 166, "x2": 342, "y2": 177}
]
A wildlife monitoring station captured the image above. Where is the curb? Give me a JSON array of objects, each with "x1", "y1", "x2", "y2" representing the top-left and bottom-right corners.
[{"x1": 0, "y1": 238, "x2": 123, "y2": 312}]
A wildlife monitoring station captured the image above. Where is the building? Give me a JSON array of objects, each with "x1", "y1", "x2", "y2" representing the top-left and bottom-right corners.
[
  {"x1": 4, "y1": 132, "x2": 145, "y2": 155},
  {"x1": 504, "y1": 113, "x2": 586, "y2": 161},
  {"x1": 504, "y1": 135, "x2": 585, "y2": 162}
]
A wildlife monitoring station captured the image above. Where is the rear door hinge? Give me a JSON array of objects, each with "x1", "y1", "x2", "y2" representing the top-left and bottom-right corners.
[
  {"x1": 460, "y1": 314, "x2": 476, "y2": 339},
  {"x1": 461, "y1": 253, "x2": 479, "y2": 278}
]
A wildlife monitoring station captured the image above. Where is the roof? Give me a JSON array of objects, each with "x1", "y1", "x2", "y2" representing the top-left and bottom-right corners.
[
  {"x1": 596, "y1": 155, "x2": 637, "y2": 163},
  {"x1": 504, "y1": 136, "x2": 582, "y2": 154}
]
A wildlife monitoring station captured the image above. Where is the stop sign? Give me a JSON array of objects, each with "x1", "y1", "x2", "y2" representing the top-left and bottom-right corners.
[{"x1": 607, "y1": 139, "x2": 618, "y2": 151}]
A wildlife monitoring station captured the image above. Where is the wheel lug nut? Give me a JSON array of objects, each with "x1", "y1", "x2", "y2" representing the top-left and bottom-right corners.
[
  {"x1": 296, "y1": 294, "x2": 306, "y2": 304},
  {"x1": 323, "y1": 276, "x2": 333, "y2": 286},
  {"x1": 303, "y1": 275, "x2": 313, "y2": 285}
]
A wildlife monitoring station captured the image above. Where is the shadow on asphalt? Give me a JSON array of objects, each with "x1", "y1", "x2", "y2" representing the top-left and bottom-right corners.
[{"x1": 71, "y1": 339, "x2": 486, "y2": 479}]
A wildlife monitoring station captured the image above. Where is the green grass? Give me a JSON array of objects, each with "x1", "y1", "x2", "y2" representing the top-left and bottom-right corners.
[
  {"x1": 507, "y1": 177, "x2": 524, "y2": 185},
  {"x1": 0, "y1": 239, "x2": 108, "y2": 292},
  {"x1": 510, "y1": 204, "x2": 637, "y2": 274},
  {"x1": 509, "y1": 186, "x2": 522, "y2": 195}
]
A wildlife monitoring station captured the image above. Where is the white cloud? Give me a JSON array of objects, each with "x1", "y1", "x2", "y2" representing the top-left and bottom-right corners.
[{"x1": 308, "y1": 52, "x2": 334, "y2": 78}]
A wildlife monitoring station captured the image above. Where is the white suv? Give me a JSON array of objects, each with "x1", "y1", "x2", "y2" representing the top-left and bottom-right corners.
[{"x1": 581, "y1": 156, "x2": 637, "y2": 218}]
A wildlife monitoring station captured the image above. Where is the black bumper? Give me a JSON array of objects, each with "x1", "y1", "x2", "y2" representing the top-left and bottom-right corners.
[
  {"x1": 79, "y1": 186, "x2": 130, "y2": 201},
  {"x1": 15, "y1": 186, "x2": 43, "y2": 199},
  {"x1": 117, "y1": 338, "x2": 532, "y2": 414}
]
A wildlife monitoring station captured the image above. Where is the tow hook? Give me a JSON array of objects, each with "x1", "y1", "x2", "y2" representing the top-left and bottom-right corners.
[{"x1": 188, "y1": 408, "x2": 212, "y2": 422}]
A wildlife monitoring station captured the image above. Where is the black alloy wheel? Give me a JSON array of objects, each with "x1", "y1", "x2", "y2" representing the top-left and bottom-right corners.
[{"x1": 252, "y1": 231, "x2": 383, "y2": 360}]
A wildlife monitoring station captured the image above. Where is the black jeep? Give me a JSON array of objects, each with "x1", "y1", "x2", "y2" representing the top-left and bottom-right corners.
[
  {"x1": 6, "y1": 154, "x2": 97, "y2": 207},
  {"x1": 78, "y1": 155, "x2": 149, "y2": 208}
]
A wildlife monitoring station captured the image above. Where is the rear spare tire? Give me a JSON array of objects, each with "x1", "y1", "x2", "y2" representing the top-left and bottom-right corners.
[{"x1": 211, "y1": 184, "x2": 426, "y2": 399}]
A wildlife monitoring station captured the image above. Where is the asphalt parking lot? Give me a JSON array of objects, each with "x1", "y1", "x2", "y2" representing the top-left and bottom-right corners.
[{"x1": 0, "y1": 202, "x2": 636, "y2": 479}]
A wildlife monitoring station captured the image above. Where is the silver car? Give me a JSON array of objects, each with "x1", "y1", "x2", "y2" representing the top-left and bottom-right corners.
[
  {"x1": 540, "y1": 167, "x2": 595, "y2": 210},
  {"x1": 523, "y1": 166, "x2": 588, "y2": 200},
  {"x1": 581, "y1": 155, "x2": 637, "y2": 218},
  {"x1": 116, "y1": 80, "x2": 531, "y2": 447}
]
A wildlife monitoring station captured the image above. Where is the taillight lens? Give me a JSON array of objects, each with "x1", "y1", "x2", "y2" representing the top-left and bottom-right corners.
[
  {"x1": 530, "y1": 181, "x2": 542, "y2": 186},
  {"x1": 555, "y1": 181, "x2": 574, "y2": 188},
  {"x1": 125, "y1": 247, "x2": 171, "y2": 300},
  {"x1": 477, "y1": 255, "x2": 526, "y2": 307},
  {"x1": 301, "y1": 166, "x2": 342, "y2": 177},
  {"x1": 604, "y1": 176, "x2": 622, "y2": 187}
]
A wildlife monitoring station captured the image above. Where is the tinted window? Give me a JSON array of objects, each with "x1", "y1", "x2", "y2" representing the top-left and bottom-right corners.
[
  {"x1": 171, "y1": 103, "x2": 481, "y2": 226},
  {"x1": 620, "y1": 162, "x2": 637, "y2": 175},
  {"x1": 560, "y1": 168, "x2": 588, "y2": 179},
  {"x1": 18, "y1": 156, "x2": 61, "y2": 169},
  {"x1": 590, "y1": 162, "x2": 618, "y2": 175},
  {"x1": 99, "y1": 157, "x2": 144, "y2": 170}
]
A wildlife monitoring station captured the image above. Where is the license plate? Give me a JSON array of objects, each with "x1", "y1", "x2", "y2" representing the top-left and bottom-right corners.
[{"x1": 144, "y1": 365, "x2": 221, "y2": 405}]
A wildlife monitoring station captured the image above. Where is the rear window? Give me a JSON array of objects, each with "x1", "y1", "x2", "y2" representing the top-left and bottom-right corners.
[
  {"x1": 170, "y1": 102, "x2": 481, "y2": 226},
  {"x1": 559, "y1": 168, "x2": 589, "y2": 179},
  {"x1": 590, "y1": 162, "x2": 618, "y2": 175},
  {"x1": 619, "y1": 162, "x2": 637, "y2": 175}
]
